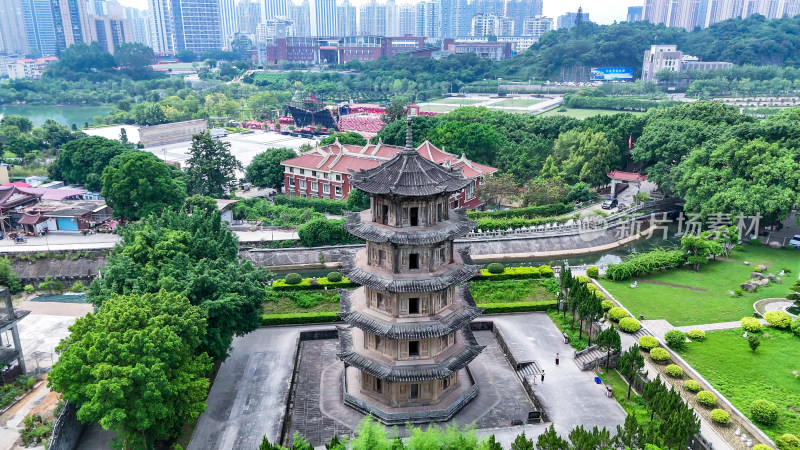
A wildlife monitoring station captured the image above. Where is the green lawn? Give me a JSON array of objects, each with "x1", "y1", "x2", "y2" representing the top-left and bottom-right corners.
[
  {"x1": 419, "y1": 104, "x2": 458, "y2": 113},
  {"x1": 432, "y1": 98, "x2": 484, "y2": 105},
  {"x1": 540, "y1": 107, "x2": 645, "y2": 119},
  {"x1": 678, "y1": 328, "x2": 800, "y2": 438},
  {"x1": 602, "y1": 246, "x2": 800, "y2": 326},
  {"x1": 494, "y1": 98, "x2": 541, "y2": 108},
  {"x1": 264, "y1": 289, "x2": 341, "y2": 314},
  {"x1": 470, "y1": 279, "x2": 557, "y2": 304}
]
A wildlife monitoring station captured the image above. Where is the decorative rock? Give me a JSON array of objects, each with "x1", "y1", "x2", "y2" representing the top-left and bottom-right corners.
[
  {"x1": 756, "y1": 279, "x2": 770, "y2": 286},
  {"x1": 767, "y1": 273, "x2": 777, "y2": 281},
  {"x1": 776, "y1": 277, "x2": 782, "y2": 283},
  {"x1": 750, "y1": 272, "x2": 765, "y2": 280},
  {"x1": 758, "y1": 264, "x2": 768, "y2": 271},
  {"x1": 769, "y1": 241, "x2": 782, "y2": 249},
  {"x1": 740, "y1": 282, "x2": 758, "y2": 292},
  {"x1": 743, "y1": 261, "x2": 750, "y2": 265}
]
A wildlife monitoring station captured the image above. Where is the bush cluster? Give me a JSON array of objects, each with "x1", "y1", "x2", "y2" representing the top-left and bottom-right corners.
[
  {"x1": 764, "y1": 310, "x2": 792, "y2": 329},
  {"x1": 261, "y1": 312, "x2": 340, "y2": 326},
  {"x1": 687, "y1": 329, "x2": 706, "y2": 341},
  {"x1": 283, "y1": 273, "x2": 302, "y2": 285},
  {"x1": 467, "y1": 202, "x2": 571, "y2": 220},
  {"x1": 793, "y1": 318, "x2": 800, "y2": 337},
  {"x1": 564, "y1": 93, "x2": 680, "y2": 111},
  {"x1": 486, "y1": 263, "x2": 505, "y2": 274},
  {"x1": 605, "y1": 249, "x2": 687, "y2": 281},
  {"x1": 586, "y1": 266, "x2": 599, "y2": 278},
  {"x1": 649, "y1": 347, "x2": 670, "y2": 362},
  {"x1": 477, "y1": 266, "x2": 543, "y2": 280},
  {"x1": 665, "y1": 364, "x2": 684, "y2": 378},
  {"x1": 750, "y1": 399, "x2": 779, "y2": 425},
  {"x1": 272, "y1": 276, "x2": 356, "y2": 291},
  {"x1": 474, "y1": 215, "x2": 576, "y2": 232},
  {"x1": 608, "y1": 307, "x2": 630, "y2": 322},
  {"x1": 619, "y1": 317, "x2": 642, "y2": 333},
  {"x1": 740, "y1": 317, "x2": 763, "y2": 333},
  {"x1": 665, "y1": 330, "x2": 688, "y2": 349},
  {"x1": 231, "y1": 199, "x2": 325, "y2": 226},
  {"x1": 684, "y1": 380, "x2": 701, "y2": 392},
  {"x1": 710, "y1": 409, "x2": 731, "y2": 425},
  {"x1": 576, "y1": 275, "x2": 591, "y2": 284},
  {"x1": 274, "y1": 195, "x2": 346, "y2": 214},
  {"x1": 753, "y1": 445, "x2": 772, "y2": 450},
  {"x1": 601, "y1": 300, "x2": 614, "y2": 311},
  {"x1": 638, "y1": 335, "x2": 659, "y2": 350},
  {"x1": 479, "y1": 300, "x2": 558, "y2": 314},
  {"x1": 326, "y1": 271, "x2": 342, "y2": 282},
  {"x1": 776, "y1": 434, "x2": 800, "y2": 450},
  {"x1": 697, "y1": 391, "x2": 717, "y2": 407},
  {"x1": 538, "y1": 265, "x2": 555, "y2": 278}
]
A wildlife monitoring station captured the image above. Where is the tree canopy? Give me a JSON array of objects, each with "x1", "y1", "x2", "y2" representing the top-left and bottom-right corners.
[
  {"x1": 87, "y1": 209, "x2": 272, "y2": 361},
  {"x1": 101, "y1": 151, "x2": 187, "y2": 220},
  {"x1": 49, "y1": 136, "x2": 129, "y2": 191},
  {"x1": 246, "y1": 148, "x2": 297, "y2": 190},
  {"x1": 185, "y1": 132, "x2": 242, "y2": 198},
  {"x1": 49, "y1": 291, "x2": 212, "y2": 448}
]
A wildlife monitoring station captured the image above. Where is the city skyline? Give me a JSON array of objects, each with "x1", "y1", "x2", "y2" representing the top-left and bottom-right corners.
[{"x1": 118, "y1": 0, "x2": 637, "y2": 26}]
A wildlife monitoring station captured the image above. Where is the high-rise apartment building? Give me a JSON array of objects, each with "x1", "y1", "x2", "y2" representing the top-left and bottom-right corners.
[
  {"x1": 172, "y1": 0, "x2": 223, "y2": 53},
  {"x1": 148, "y1": 0, "x2": 174, "y2": 53},
  {"x1": 58, "y1": 0, "x2": 94, "y2": 47},
  {"x1": 262, "y1": 0, "x2": 289, "y2": 22},
  {"x1": 310, "y1": 0, "x2": 337, "y2": 36},
  {"x1": 522, "y1": 15, "x2": 553, "y2": 37},
  {"x1": 91, "y1": 15, "x2": 133, "y2": 53},
  {"x1": 416, "y1": 1, "x2": 439, "y2": 38},
  {"x1": 21, "y1": 0, "x2": 62, "y2": 56},
  {"x1": 290, "y1": 0, "x2": 311, "y2": 36},
  {"x1": 556, "y1": 10, "x2": 590, "y2": 29},
  {"x1": 237, "y1": 0, "x2": 261, "y2": 34},
  {"x1": 0, "y1": 0, "x2": 30, "y2": 55},
  {"x1": 123, "y1": 6, "x2": 151, "y2": 46},
  {"x1": 471, "y1": 14, "x2": 515, "y2": 36},
  {"x1": 643, "y1": 0, "x2": 800, "y2": 30},
  {"x1": 359, "y1": 0, "x2": 387, "y2": 35},
  {"x1": 627, "y1": 5, "x2": 644, "y2": 21},
  {"x1": 386, "y1": 0, "x2": 399, "y2": 36},
  {"x1": 218, "y1": 0, "x2": 237, "y2": 49},
  {"x1": 337, "y1": 0, "x2": 358, "y2": 36},
  {"x1": 398, "y1": 3, "x2": 416, "y2": 36},
  {"x1": 439, "y1": 0, "x2": 472, "y2": 38}
]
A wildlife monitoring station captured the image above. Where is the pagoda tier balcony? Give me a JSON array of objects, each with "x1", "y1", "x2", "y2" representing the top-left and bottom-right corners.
[
  {"x1": 339, "y1": 285, "x2": 483, "y2": 340},
  {"x1": 344, "y1": 208, "x2": 477, "y2": 246},
  {"x1": 337, "y1": 325, "x2": 485, "y2": 383},
  {"x1": 342, "y1": 247, "x2": 479, "y2": 294}
]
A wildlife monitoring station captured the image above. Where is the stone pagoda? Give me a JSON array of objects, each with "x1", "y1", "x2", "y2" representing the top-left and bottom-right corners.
[{"x1": 337, "y1": 118, "x2": 485, "y2": 425}]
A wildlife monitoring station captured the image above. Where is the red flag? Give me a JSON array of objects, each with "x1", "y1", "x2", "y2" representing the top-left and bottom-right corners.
[{"x1": 628, "y1": 135, "x2": 633, "y2": 149}]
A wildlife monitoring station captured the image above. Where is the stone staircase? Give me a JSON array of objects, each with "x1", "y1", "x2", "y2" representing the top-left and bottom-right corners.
[
  {"x1": 516, "y1": 361, "x2": 542, "y2": 379},
  {"x1": 631, "y1": 327, "x2": 653, "y2": 340},
  {"x1": 573, "y1": 346, "x2": 608, "y2": 371}
]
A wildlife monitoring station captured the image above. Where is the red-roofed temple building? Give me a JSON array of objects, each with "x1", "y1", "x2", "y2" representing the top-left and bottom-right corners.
[
  {"x1": 607, "y1": 170, "x2": 647, "y2": 199},
  {"x1": 281, "y1": 139, "x2": 498, "y2": 210}
]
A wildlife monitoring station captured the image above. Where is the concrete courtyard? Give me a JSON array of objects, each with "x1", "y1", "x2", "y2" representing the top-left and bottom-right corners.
[{"x1": 188, "y1": 312, "x2": 626, "y2": 449}]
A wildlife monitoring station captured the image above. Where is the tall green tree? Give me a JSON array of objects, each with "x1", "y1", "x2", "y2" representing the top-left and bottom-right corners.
[
  {"x1": 535, "y1": 425, "x2": 569, "y2": 450},
  {"x1": 49, "y1": 136, "x2": 129, "y2": 191},
  {"x1": 185, "y1": 131, "x2": 242, "y2": 197},
  {"x1": 320, "y1": 132, "x2": 367, "y2": 146},
  {"x1": 617, "y1": 344, "x2": 645, "y2": 399},
  {"x1": 595, "y1": 327, "x2": 621, "y2": 369},
  {"x1": 87, "y1": 209, "x2": 271, "y2": 360},
  {"x1": 114, "y1": 43, "x2": 155, "y2": 73},
  {"x1": 101, "y1": 151, "x2": 187, "y2": 220},
  {"x1": 246, "y1": 148, "x2": 297, "y2": 190},
  {"x1": 48, "y1": 291, "x2": 212, "y2": 448}
]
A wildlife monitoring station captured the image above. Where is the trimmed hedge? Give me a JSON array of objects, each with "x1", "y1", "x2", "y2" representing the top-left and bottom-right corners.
[
  {"x1": 479, "y1": 300, "x2": 557, "y2": 314},
  {"x1": 764, "y1": 310, "x2": 792, "y2": 329},
  {"x1": 467, "y1": 202, "x2": 572, "y2": 220},
  {"x1": 326, "y1": 271, "x2": 342, "y2": 282},
  {"x1": 750, "y1": 399, "x2": 779, "y2": 425},
  {"x1": 665, "y1": 364, "x2": 684, "y2": 378},
  {"x1": 687, "y1": 329, "x2": 706, "y2": 341},
  {"x1": 576, "y1": 275, "x2": 591, "y2": 284},
  {"x1": 753, "y1": 445, "x2": 772, "y2": 450},
  {"x1": 601, "y1": 300, "x2": 614, "y2": 311},
  {"x1": 272, "y1": 276, "x2": 357, "y2": 290},
  {"x1": 486, "y1": 263, "x2": 505, "y2": 274},
  {"x1": 710, "y1": 409, "x2": 731, "y2": 425},
  {"x1": 608, "y1": 307, "x2": 630, "y2": 322},
  {"x1": 474, "y1": 214, "x2": 577, "y2": 232},
  {"x1": 684, "y1": 380, "x2": 701, "y2": 392},
  {"x1": 665, "y1": 330, "x2": 687, "y2": 349},
  {"x1": 740, "y1": 317, "x2": 763, "y2": 333},
  {"x1": 776, "y1": 434, "x2": 800, "y2": 450},
  {"x1": 477, "y1": 266, "x2": 549, "y2": 281},
  {"x1": 619, "y1": 317, "x2": 642, "y2": 333},
  {"x1": 284, "y1": 273, "x2": 302, "y2": 285},
  {"x1": 638, "y1": 335, "x2": 659, "y2": 350},
  {"x1": 605, "y1": 249, "x2": 688, "y2": 281},
  {"x1": 539, "y1": 265, "x2": 555, "y2": 278},
  {"x1": 586, "y1": 266, "x2": 599, "y2": 278},
  {"x1": 274, "y1": 195, "x2": 346, "y2": 214},
  {"x1": 649, "y1": 347, "x2": 670, "y2": 362},
  {"x1": 697, "y1": 391, "x2": 717, "y2": 408},
  {"x1": 261, "y1": 312, "x2": 340, "y2": 325}
]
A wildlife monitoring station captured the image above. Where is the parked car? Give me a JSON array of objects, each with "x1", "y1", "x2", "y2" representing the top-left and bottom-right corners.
[
  {"x1": 789, "y1": 235, "x2": 800, "y2": 248},
  {"x1": 601, "y1": 198, "x2": 618, "y2": 210}
]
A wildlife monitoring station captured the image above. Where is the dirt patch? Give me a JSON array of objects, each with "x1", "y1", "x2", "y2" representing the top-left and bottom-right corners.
[{"x1": 638, "y1": 280, "x2": 710, "y2": 292}]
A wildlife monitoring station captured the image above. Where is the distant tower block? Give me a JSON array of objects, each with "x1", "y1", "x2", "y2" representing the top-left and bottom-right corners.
[{"x1": 337, "y1": 118, "x2": 484, "y2": 424}]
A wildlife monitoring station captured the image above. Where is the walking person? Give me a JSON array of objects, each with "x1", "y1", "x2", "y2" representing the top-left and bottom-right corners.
[
  {"x1": 556, "y1": 353, "x2": 560, "y2": 366},
  {"x1": 541, "y1": 370, "x2": 545, "y2": 383}
]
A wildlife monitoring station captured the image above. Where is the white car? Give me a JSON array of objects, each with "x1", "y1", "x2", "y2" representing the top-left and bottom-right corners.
[{"x1": 789, "y1": 235, "x2": 800, "y2": 248}]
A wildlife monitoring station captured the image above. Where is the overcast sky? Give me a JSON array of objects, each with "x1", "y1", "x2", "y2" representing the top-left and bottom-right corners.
[{"x1": 118, "y1": 0, "x2": 638, "y2": 26}]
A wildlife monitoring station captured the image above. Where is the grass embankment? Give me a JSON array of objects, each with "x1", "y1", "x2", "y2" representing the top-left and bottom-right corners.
[
  {"x1": 678, "y1": 327, "x2": 800, "y2": 438},
  {"x1": 494, "y1": 98, "x2": 541, "y2": 108},
  {"x1": 603, "y1": 246, "x2": 800, "y2": 326},
  {"x1": 540, "y1": 107, "x2": 645, "y2": 119}
]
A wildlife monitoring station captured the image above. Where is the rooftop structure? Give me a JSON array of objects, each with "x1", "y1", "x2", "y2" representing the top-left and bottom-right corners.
[
  {"x1": 642, "y1": 44, "x2": 733, "y2": 82},
  {"x1": 281, "y1": 138, "x2": 497, "y2": 210},
  {"x1": 337, "y1": 119, "x2": 483, "y2": 424}
]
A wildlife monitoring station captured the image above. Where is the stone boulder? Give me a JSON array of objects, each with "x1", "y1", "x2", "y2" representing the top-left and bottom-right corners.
[
  {"x1": 743, "y1": 261, "x2": 750, "y2": 266},
  {"x1": 769, "y1": 241, "x2": 782, "y2": 249},
  {"x1": 767, "y1": 273, "x2": 777, "y2": 281},
  {"x1": 740, "y1": 281, "x2": 759, "y2": 292},
  {"x1": 776, "y1": 277, "x2": 782, "y2": 283},
  {"x1": 751, "y1": 272, "x2": 765, "y2": 280},
  {"x1": 755, "y1": 278, "x2": 770, "y2": 287},
  {"x1": 758, "y1": 264, "x2": 768, "y2": 271}
]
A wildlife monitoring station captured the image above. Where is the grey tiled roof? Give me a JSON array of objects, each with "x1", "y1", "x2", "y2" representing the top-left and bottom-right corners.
[
  {"x1": 339, "y1": 286, "x2": 483, "y2": 339},
  {"x1": 344, "y1": 209, "x2": 477, "y2": 245},
  {"x1": 337, "y1": 325, "x2": 485, "y2": 382}
]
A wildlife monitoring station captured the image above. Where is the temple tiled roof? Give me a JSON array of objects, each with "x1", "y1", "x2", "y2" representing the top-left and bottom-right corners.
[
  {"x1": 339, "y1": 285, "x2": 483, "y2": 339},
  {"x1": 344, "y1": 209, "x2": 477, "y2": 245},
  {"x1": 349, "y1": 119, "x2": 472, "y2": 197},
  {"x1": 337, "y1": 325, "x2": 484, "y2": 382}
]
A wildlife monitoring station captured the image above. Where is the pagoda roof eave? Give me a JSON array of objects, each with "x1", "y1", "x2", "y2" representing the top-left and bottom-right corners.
[{"x1": 344, "y1": 209, "x2": 477, "y2": 246}]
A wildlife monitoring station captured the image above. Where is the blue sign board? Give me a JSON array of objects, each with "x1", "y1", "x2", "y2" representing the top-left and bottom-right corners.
[{"x1": 590, "y1": 67, "x2": 634, "y2": 81}]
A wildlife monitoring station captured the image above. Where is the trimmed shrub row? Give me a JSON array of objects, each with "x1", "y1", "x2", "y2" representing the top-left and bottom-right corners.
[
  {"x1": 605, "y1": 249, "x2": 688, "y2": 281},
  {"x1": 764, "y1": 310, "x2": 792, "y2": 329},
  {"x1": 261, "y1": 312, "x2": 340, "y2": 326},
  {"x1": 274, "y1": 195, "x2": 347, "y2": 214},
  {"x1": 665, "y1": 364, "x2": 684, "y2": 378},
  {"x1": 273, "y1": 276, "x2": 357, "y2": 291},
  {"x1": 740, "y1": 317, "x2": 763, "y2": 333},
  {"x1": 619, "y1": 317, "x2": 642, "y2": 333},
  {"x1": 467, "y1": 202, "x2": 572, "y2": 220},
  {"x1": 638, "y1": 335, "x2": 659, "y2": 350},
  {"x1": 474, "y1": 214, "x2": 577, "y2": 232},
  {"x1": 608, "y1": 307, "x2": 630, "y2": 322},
  {"x1": 479, "y1": 300, "x2": 558, "y2": 314},
  {"x1": 697, "y1": 390, "x2": 717, "y2": 408},
  {"x1": 477, "y1": 265, "x2": 554, "y2": 280}
]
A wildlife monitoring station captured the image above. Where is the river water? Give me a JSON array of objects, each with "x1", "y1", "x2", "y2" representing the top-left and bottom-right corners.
[{"x1": 0, "y1": 104, "x2": 111, "y2": 127}]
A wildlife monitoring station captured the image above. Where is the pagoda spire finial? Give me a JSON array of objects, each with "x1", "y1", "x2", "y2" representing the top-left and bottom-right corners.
[{"x1": 403, "y1": 116, "x2": 415, "y2": 153}]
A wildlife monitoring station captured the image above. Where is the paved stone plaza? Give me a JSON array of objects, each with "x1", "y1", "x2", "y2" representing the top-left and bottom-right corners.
[{"x1": 188, "y1": 313, "x2": 627, "y2": 449}]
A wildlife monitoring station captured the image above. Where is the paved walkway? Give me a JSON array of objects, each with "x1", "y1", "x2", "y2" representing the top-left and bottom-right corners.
[{"x1": 642, "y1": 318, "x2": 769, "y2": 341}]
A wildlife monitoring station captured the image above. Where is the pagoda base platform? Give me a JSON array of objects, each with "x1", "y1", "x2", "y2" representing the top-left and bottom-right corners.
[{"x1": 342, "y1": 365, "x2": 477, "y2": 425}]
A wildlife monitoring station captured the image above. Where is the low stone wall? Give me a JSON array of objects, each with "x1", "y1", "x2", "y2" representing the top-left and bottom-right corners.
[{"x1": 49, "y1": 401, "x2": 86, "y2": 450}]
